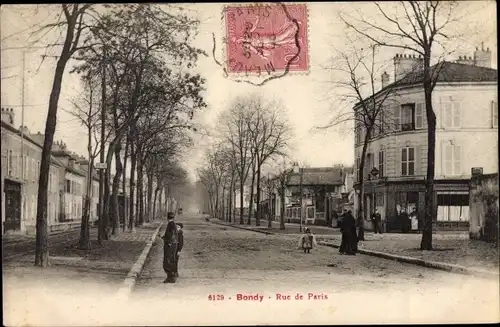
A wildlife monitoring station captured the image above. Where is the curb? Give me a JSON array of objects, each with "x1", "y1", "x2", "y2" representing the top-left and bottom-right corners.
[
  {"x1": 115, "y1": 222, "x2": 163, "y2": 300},
  {"x1": 318, "y1": 241, "x2": 500, "y2": 279},
  {"x1": 210, "y1": 220, "x2": 276, "y2": 235}
]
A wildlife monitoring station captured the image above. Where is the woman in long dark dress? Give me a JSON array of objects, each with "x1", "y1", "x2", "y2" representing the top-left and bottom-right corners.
[{"x1": 342, "y1": 210, "x2": 357, "y2": 255}]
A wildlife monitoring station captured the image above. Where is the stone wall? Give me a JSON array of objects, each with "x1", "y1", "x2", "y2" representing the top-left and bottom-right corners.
[{"x1": 469, "y1": 173, "x2": 499, "y2": 243}]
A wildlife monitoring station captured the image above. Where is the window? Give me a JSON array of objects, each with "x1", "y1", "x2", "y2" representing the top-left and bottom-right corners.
[
  {"x1": 437, "y1": 193, "x2": 469, "y2": 221},
  {"x1": 65, "y1": 179, "x2": 71, "y2": 193},
  {"x1": 375, "y1": 192, "x2": 384, "y2": 206},
  {"x1": 378, "y1": 151, "x2": 384, "y2": 178},
  {"x1": 49, "y1": 173, "x2": 52, "y2": 191},
  {"x1": 393, "y1": 105, "x2": 401, "y2": 131},
  {"x1": 401, "y1": 104, "x2": 415, "y2": 131},
  {"x1": 8, "y1": 150, "x2": 13, "y2": 175},
  {"x1": 23, "y1": 155, "x2": 28, "y2": 180},
  {"x1": 415, "y1": 103, "x2": 425, "y2": 129},
  {"x1": 492, "y1": 101, "x2": 498, "y2": 128},
  {"x1": 443, "y1": 102, "x2": 461, "y2": 128},
  {"x1": 401, "y1": 147, "x2": 415, "y2": 176},
  {"x1": 36, "y1": 160, "x2": 40, "y2": 180},
  {"x1": 443, "y1": 143, "x2": 461, "y2": 176},
  {"x1": 378, "y1": 110, "x2": 385, "y2": 135}
]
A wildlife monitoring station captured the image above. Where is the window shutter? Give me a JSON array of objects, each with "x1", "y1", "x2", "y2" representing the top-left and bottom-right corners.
[
  {"x1": 454, "y1": 145, "x2": 462, "y2": 176},
  {"x1": 453, "y1": 102, "x2": 461, "y2": 127},
  {"x1": 422, "y1": 102, "x2": 428, "y2": 128},
  {"x1": 443, "y1": 102, "x2": 452, "y2": 128},
  {"x1": 414, "y1": 146, "x2": 421, "y2": 176},
  {"x1": 492, "y1": 101, "x2": 498, "y2": 128},
  {"x1": 415, "y1": 103, "x2": 424, "y2": 129},
  {"x1": 399, "y1": 147, "x2": 405, "y2": 176},
  {"x1": 444, "y1": 144, "x2": 453, "y2": 175}
]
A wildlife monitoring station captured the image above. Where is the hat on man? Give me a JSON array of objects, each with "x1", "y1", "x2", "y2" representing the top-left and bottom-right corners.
[{"x1": 167, "y1": 212, "x2": 175, "y2": 220}]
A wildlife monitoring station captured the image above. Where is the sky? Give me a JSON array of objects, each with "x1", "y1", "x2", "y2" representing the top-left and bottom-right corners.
[{"x1": 1, "y1": 2, "x2": 497, "y2": 183}]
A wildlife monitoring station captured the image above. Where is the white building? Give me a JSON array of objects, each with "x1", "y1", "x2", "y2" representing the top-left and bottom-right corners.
[{"x1": 354, "y1": 45, "x2": 497, "y2": 231}]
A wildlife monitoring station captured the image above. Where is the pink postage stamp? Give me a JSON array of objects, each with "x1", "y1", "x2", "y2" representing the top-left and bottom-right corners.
[{"x1": 224, "y1": 3, "x2": 309, "y2": 76}]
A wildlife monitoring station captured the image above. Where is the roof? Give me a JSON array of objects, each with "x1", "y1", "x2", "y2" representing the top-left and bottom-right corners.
[
  {"x1": 355, "y1": 62, "x2": 497, "y2": 108},
  {"x1": 287, "y1": 167, "x2": 345, "y2": 186},
  {"x1": 1, "y1": 121, "x2": 64, "y2": 167}
]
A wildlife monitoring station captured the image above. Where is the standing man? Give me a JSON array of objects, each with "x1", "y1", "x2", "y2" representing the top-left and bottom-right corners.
[
  {"x1": 174, "y1": 222, "x2": 184, "y2": 277},
  {"x1": 371, "y1": 208, "x2": 383, "y2": 234},
  {"x1": 162, "y1": 212, "x2": 178, "y2": 283}
]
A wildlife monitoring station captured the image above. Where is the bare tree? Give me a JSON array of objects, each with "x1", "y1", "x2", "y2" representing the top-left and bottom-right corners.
[
  {"x1": 248, "y1": 96, "x2": 292, "y2": 226},
  {"x1": 33, "y1": 4, "x2": 93, "y2": 267},
  {"x1": 218, "y1": 97, "x2": 256, "y2": 225},
  {"x1": 319, "y1": 44, "x2": 398, "y2": 241},
  {"x1": 341, "y1": 1, "x2": 468, "y2": 249},
  {"x1": 64, "y1": 73, "x2": 113, "y2": 249}
]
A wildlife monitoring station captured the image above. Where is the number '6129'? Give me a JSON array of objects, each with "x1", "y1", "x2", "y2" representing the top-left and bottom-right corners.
[{"x1": 208, "y1": 294, "x2": 225, "y2": 301}]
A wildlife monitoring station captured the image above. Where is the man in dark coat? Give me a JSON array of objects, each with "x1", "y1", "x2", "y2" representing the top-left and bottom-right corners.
[
  {"x1": 371, "y1": 209, "x2": 383, "y2": 234},
  {"x1": 174, "y1": 223, "x2": 184, "y2": 277},
  {"x1": 162, "y1": 212, "x2": 178, "y2": 283}
]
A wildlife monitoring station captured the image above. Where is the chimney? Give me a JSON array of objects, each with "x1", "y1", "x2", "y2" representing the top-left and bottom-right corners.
[
  {"x1": 474, "y1": 43, "x2": 492, "y2": 68},
  {"x1": 457, "y1": 54, "x2": 475, "y2": 66},
  {"x1": 19, "y1": 125, "x2": 30, "y2": 135},
  {"x1": 1, "y1": 107, "x2": 15, "y2": 125},
  {"x1": 381, "y1": 71, "x2": 390, "y2": 89},
  {"x1": 393, "y1": 53, "x2": 424, "y2": 81}
]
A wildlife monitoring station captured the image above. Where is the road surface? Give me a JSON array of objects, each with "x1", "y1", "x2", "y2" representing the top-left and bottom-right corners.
[{"x1": 128, "y1": 214, "x2": 499, "y2": 325}]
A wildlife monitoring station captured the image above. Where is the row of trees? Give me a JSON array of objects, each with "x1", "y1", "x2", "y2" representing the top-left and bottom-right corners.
[
  {"x1": 33, "y1": 4, "x2": 206, "y2": 266},
  {"x1": 197, "y1": 94, "x2": 293, "y2": 228}
]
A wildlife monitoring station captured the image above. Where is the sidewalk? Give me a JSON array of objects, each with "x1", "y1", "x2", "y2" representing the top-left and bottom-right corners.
[
  {"x1": 211, "y1": 218, "x2": 499, "y2": 277},
  {"x1": 3, "y1": 220, "x2": 163, "y2": 281},
  {"x1": 219, "y1": 217, "x2": 339, "y2": 235}
]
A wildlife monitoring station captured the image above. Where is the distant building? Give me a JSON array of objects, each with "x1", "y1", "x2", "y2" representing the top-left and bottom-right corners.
[{"x1": 353, "y1": 45, "x2": 497, "y2": 232}]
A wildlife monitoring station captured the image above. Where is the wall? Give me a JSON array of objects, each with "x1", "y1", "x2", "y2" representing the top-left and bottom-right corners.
[
  {"x1": 469, "y1": 173, "x2": 499, "y2": 243},
  {"x1": 63, "y1": 171, "x2": 85, "y2": 221},
  {"x1": 355, "y1": 83, "x2": 498, "y2": 181},
  {"x1": 1, "y1": 126, "x2": 61, "y2": 233}
]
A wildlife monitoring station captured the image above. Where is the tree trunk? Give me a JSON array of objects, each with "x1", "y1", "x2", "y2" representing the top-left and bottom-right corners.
[
  {"x1": 122, "y1": 133, "x2": 130, "y2": 232},
  {"x1": 137, "y1": 159, "x2": 145, "y2": 225},
  {"x1": 129, "y1": 142, "x2": 137, "y2": 232},
  {"x1": 267, "y1": 186, "x2": 272, "y2": 228},
  {"x1": 421, "y1": 72, "x2": 437, "y2": 250},
  {"x1": 221, "y1": 185, "x2": 226, "y2": 220},
  {"x1": 146, "y1": 173, "x2": 154, "y2": 222},
  {"x1": 248, "y1": 164, "x2": 256, "y2": 225},
  {"x1": 111, "y1": 141, "x2": 122, "y2": 236},
  {"x1": 153, "y1": 186, "x2": 160, "y2": 221},
  {"x1": 78, "y1": 133, "x2": 93, "y2": 250},
  {"x1": 228, "y1": 175, "x2": 234, "y2": 223},
  {"x1": 357, "y1": 129, "x2": 371, "y2": 242},
  {"x1": 255, "y1": 165, "x2": 262, "y2": 227},
  {"x1": 280, "y1": 183, "x2": 286, "y2": 230},
  {"x1": 239, "y1": 179, "x2": 245, "y2": 225},
  {"x1": 102, "y1": 142, "x2": 116, "y2": 239}
]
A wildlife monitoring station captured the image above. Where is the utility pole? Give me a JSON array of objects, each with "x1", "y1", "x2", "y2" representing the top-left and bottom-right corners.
[
  {"x1": 20, "y1": 51, "x2": 26, "y2": 228},
  {"x1": 98, "y1": 55, "x2": 106, "y2": 241},
  {"x1": 299, "y1": 167, "x2": 303, "y2": 233}
]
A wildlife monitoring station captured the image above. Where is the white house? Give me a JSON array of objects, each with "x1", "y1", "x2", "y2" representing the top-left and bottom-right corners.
[{"x1": 353, "y1": 45, "x2": 497, "y2": 231}]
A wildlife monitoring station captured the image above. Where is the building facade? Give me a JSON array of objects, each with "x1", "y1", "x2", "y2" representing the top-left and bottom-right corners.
[
  {"x1": 1, "y1": 111, "x2": 62, "y2": 234},
  {"x1": 354, "y1": 47, "x2": 497, "y2": 232}
]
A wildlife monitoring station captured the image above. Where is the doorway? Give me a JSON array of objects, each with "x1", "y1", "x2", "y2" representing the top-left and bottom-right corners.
[{"x1": 4, "y1": 180, "x2": 21, "y2": 232}]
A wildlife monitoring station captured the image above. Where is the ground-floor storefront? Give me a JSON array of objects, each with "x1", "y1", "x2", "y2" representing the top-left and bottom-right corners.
[{"x1": 356, "y1": 178, "x2": 470, "y2": 232}]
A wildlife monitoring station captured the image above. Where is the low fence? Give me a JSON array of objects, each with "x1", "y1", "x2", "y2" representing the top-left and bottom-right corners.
[{"x1": 469, "y1": 173, "x2": 499, "y2": 244}]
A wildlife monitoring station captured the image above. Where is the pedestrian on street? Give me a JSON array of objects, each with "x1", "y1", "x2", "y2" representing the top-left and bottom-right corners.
[
  {"x1": 338, "y1": 208, "x2": 347, "y2": 254},
  {"x1": 298, "y1": 228, "x2": 317, "y2": 253},
  {"x1": 162, "y1": 212, "x2": 178, "y2": 283},
  {"x1": 340, "y1": 209, "x2": 357, "y2": 255},
  {"x1": 371, "y1": 209, "x2": 383, "y2": 234},
  {"x1": 174, "y1": 222, "x2": 184, "y2": 278}
]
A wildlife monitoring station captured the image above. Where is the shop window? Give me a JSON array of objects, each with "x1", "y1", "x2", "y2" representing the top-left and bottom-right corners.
[{"x1": 436, "y1": 193, "x2": 469, "y2": 221}]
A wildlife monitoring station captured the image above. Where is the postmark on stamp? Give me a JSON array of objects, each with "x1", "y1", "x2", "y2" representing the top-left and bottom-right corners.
[{"x1": 223, "y1": 3, "x2": 309, "y2": 79}]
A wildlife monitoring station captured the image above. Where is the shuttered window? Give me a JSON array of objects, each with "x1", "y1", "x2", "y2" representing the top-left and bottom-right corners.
[
  {"x1": 443, "y1": 144, "x2": 462, "y2": 176},
  {"x1": 401, "y1": 147, "x2": 415, "y2": 176}
]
